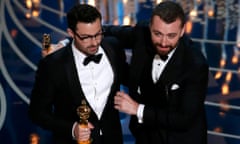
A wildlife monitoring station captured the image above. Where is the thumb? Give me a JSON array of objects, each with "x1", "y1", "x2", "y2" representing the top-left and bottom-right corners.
[{"x1": 88, "y1": 122, "x2": 94, "y2": 129}]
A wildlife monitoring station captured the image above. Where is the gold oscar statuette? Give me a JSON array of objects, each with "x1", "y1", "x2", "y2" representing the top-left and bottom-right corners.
[
  {"x1": 42, "y1": 33, "x2": 51, "y2": 52},
  {"x1": 77, "y1": 99, "x2": 91, "y2": 144}
]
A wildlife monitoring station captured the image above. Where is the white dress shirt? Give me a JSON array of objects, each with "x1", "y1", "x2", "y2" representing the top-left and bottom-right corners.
[
  {"x1": 152, "y1": 54, "x2": 168, "y2": 83},
  {"x1": 72, "y1": 42, "x2": 114, "y2": 119}
]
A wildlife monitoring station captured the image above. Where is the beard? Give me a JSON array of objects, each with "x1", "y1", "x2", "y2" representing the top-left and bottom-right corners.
[{"x1": 154, "y1": 43, "x2": 175, "y2": 56}]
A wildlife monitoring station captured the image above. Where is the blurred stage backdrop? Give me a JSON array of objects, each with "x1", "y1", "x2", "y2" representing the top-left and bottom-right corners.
[{"x1": 1, "y1": 0, "x2": 240, "y2": 144}]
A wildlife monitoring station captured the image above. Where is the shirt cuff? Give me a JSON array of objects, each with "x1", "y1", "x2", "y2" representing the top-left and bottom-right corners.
[
  {"x1": 136, "y1": 104, "x2": 145, "y2": 123},
  {"x1": 59, "y1": 39, "x2": 70, "y2": 47}
]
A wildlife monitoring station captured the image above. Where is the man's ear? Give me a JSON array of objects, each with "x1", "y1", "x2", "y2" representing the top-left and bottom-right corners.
[
  {"x1": 67, "y1": 28, "x2": 74, "y2": 38},
  {"x1": 180, "y1": 24, "x2": 186, "y2": 37}
]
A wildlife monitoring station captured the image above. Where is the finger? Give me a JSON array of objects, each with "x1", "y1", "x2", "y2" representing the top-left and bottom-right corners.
[
  {"x1": 118, "y1": 91, "x2": 125, "y2": 96},
  {"x1": 118, "y1": 91, "x2": 129, "y2": 100},
  {"x1": 114, "y1": 104, "x2": 122, "y2": 111},
  {"x1": 114, "y1": 97, "x2": 123, "y2": 106},
  {"x1": 80, "y1": 127, "x2": 90, "y2": 133},
  {"x1": 114, "y1": 95, "x2": 122, "y2": 101},
  {"x1": 88, "y1": 122, "x2": 94, "y2": 129},
  {"x1": 121, "y1": 93, "x2": 132, "y2": 101},
  {"x1": 78, "y1": 131, "x2": 90, "y2": 141},
  {"x1": 42, "y1": 50, "x2": 48, "y2": 57},
  {"x1": 114, "y1": 93, "x2": 122, "y2": 100},
  {"x1": 116, "y1": 91, "x2": 121, "y2": 94},
  {"x1": 75, "y1": 128, "x2": 89, "y2": 140}
]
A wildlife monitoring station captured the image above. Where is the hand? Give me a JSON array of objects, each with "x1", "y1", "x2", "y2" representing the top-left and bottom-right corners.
[
  {"x1": 114, "y1": 91, "x2": 139, "y2": 115},
  {"x1": 41, "y1": 43, "x2": 64, "y2": 57},
  {"x1": 74, "y1": 122, "x2": 94, "y2": 141}
]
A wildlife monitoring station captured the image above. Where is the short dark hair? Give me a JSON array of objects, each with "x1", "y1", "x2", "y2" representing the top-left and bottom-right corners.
[
  {"x1": 67, "y1": 4, "x2": 102, "y2": 32},
  {"x1": 150, "y1": 1, "x2": 185, "y2": 28}
]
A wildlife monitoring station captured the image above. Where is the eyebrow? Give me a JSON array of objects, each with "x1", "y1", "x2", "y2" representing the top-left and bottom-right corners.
[
  {"x1": 76, "y1": 29, "x2": 102, "y2": 36},
  {"x1": 152, "y1": 30, "x2": 177, "y2": 35}
]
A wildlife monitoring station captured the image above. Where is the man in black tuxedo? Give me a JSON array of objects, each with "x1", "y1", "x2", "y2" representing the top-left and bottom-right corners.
[
  {"x1": 111, "y1": 1, "x2": 209, "y2": 144},
  {"x1": 28, "y1": 4, "x2": 128, "y2": 144}
]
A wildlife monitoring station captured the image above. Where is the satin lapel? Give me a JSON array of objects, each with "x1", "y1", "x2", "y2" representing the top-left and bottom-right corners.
[
  {"x1": 63, "y1": 46, "x2": 84, "y2": 106},
  {"x1": 99, "y1": 39, "x2": 117, "y2": 119}
]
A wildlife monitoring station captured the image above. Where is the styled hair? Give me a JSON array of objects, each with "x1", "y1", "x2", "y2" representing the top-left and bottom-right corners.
[
  {"x1": 150, "y1": 1, "x2": 185, "y2": 28},
  {"x1": 67, "y1": 4, "x2": 102, "y2": 32}
]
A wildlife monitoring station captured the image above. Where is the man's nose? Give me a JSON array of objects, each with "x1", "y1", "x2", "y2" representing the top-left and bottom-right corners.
[
  {"x1": 90, "y1": 37, "x2": 98, "y2": 45},
  {"x1": 161, "y1": 36, "x2": 168, "y2": 46}
]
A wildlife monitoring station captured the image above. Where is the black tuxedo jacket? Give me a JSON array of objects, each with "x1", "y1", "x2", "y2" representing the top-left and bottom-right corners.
[
  {"x1": 28, "y1": 37, "x2": 128, "y2": 144},
  {"x1": 104, "y1": 24, "x2": 209, "y2": 144}
]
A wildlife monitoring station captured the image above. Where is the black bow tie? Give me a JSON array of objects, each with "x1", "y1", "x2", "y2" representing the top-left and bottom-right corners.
[
  {"x1": 83, "y1": 54, "x2": 103, "y2": 66},
  {"x1": 159, "y1": 55, "x2": 168, "y2": 61}
]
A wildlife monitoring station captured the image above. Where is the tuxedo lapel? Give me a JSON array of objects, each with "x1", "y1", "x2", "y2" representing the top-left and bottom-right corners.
[
  {"x1": 63, "y1": 47, "x2": 85, "y2": 106},
  {"x1": 98, "y1": 38, "x2": 119, "y2": 120}
]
